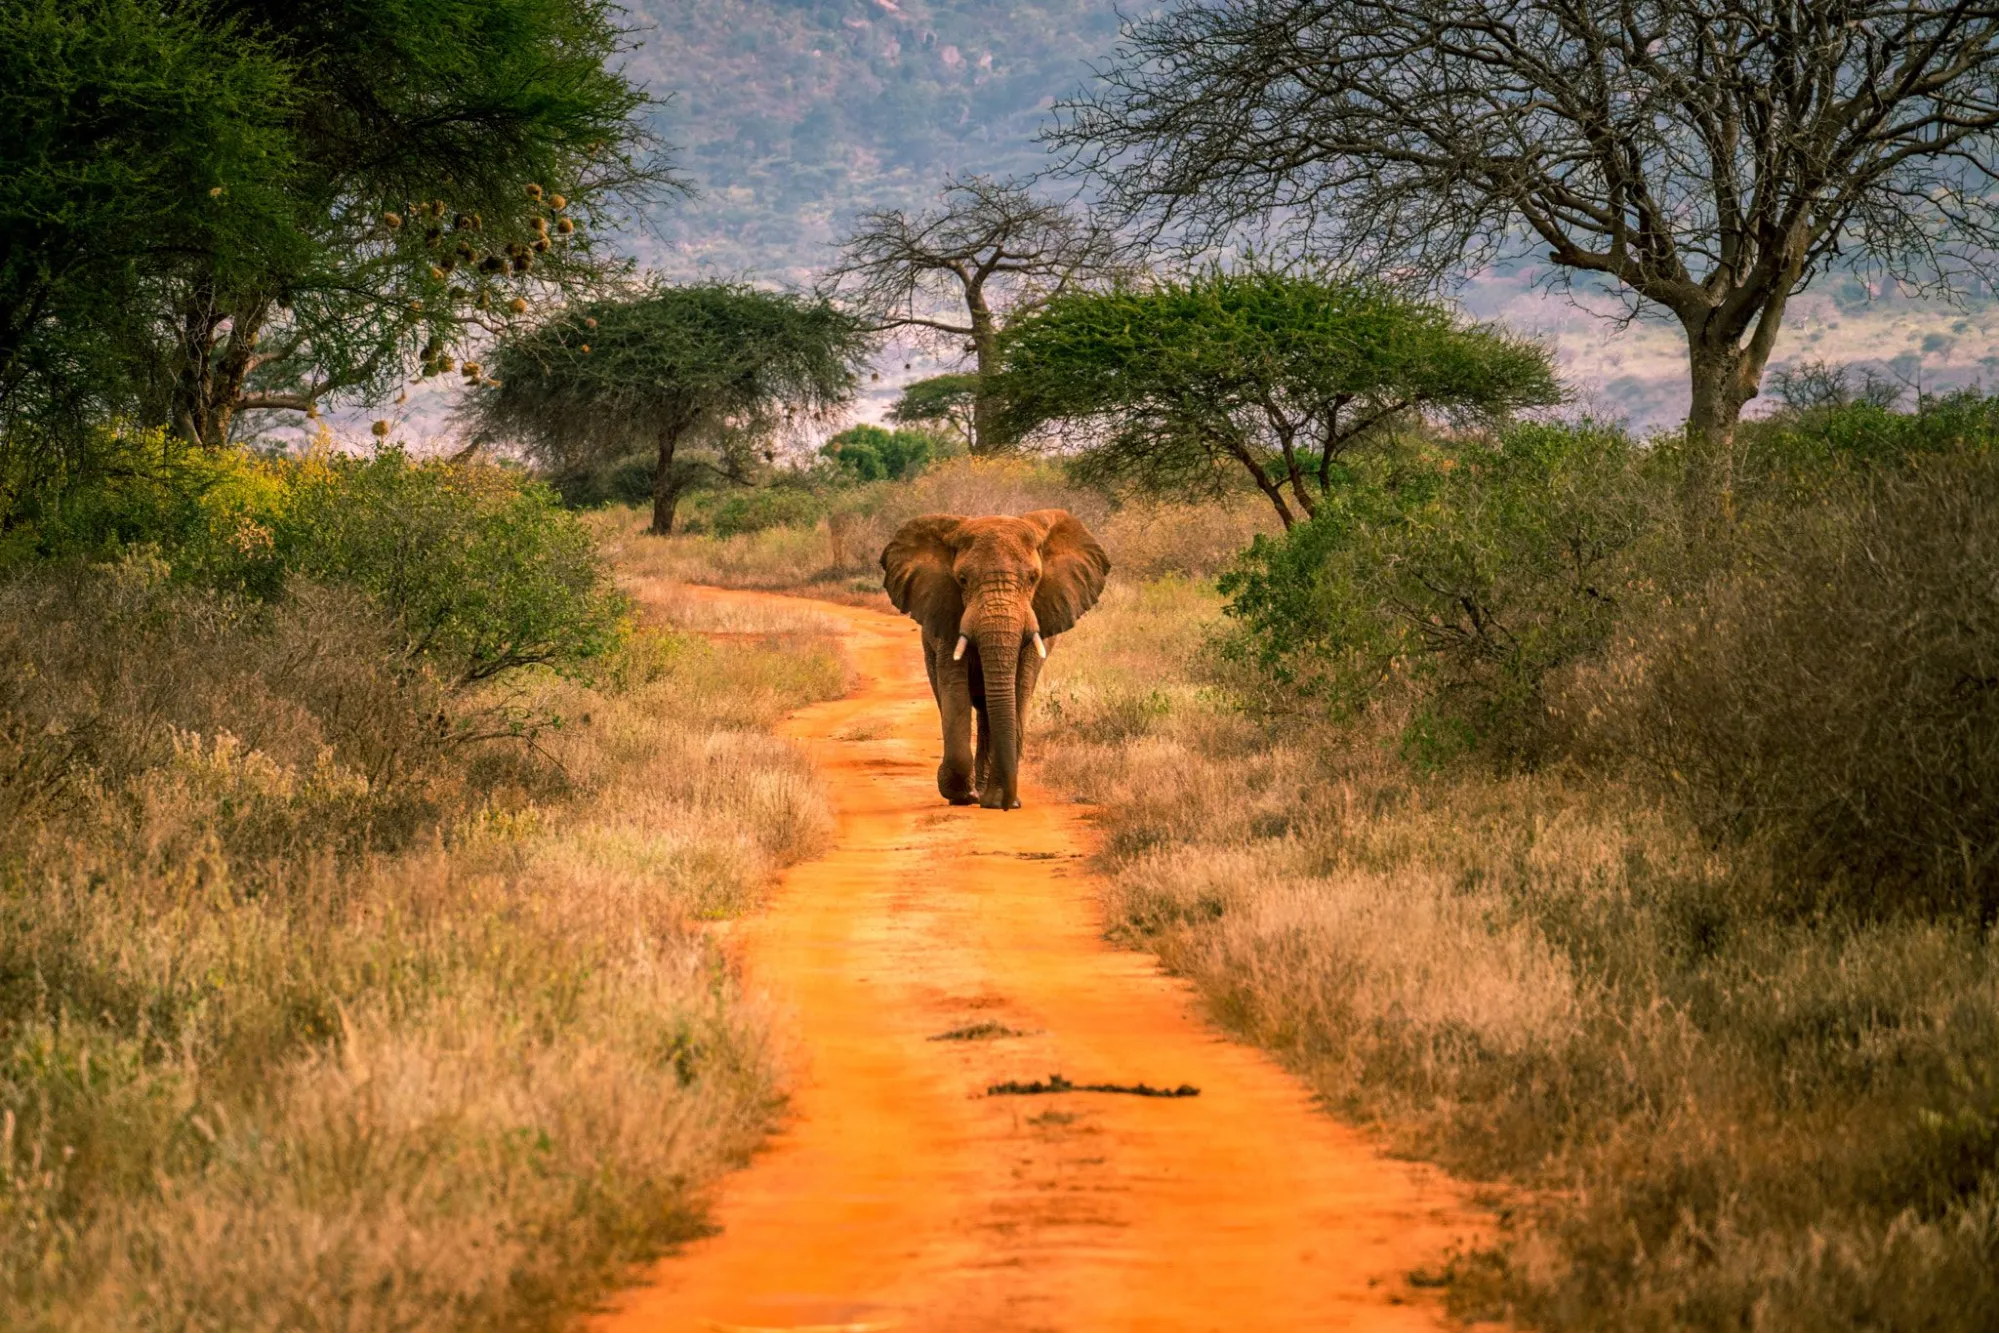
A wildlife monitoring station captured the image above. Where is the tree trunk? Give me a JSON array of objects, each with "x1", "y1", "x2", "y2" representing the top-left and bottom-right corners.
[
  {"x1": 967, "y1": 286, "x2": 1005, "y2": 456},
  {"x1": 651, "y1": 428, "x2": 681, "y2": 535},
  {"x1": 1680, "y1": 272, "x2": 1794, "y2": 544},
  {"x1": 1681, "y1": 335, "x2": 1753, "y2": 542},
  {"x1": 1227, "y1": 439, "x2": 1298, "y2": 529},
  {"x1": 171, "y1": 292, "x2": 272, "y2": 449}
]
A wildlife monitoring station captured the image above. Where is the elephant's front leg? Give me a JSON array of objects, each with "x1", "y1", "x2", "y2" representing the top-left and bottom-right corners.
[
  {"x1": 1015, "y1": 636, "x2": 1046, "y2": 757},
  {"x1": 1002, "y1": 637, "x2": 1045, "y2": 801},
  {"x1": 973, "y1": 703, "x2": 992, "y2": 796},
  {"x1": 928, "y1": 635, "x2": 977, "y2": 805}
]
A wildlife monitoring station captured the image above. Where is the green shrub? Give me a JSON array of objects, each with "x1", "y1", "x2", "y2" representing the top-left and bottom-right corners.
[
  {"x1": 0, "y1": 429, "x2": 290, "y2": 592},
  {"x1": 818, "y1": 423, "x2": 945, "y2": 483},
  {"x1": 4, "y1": 439, "x2": 624, "y2": 688},
  {"x1": 280, "y1": 450, "x2": 625, "y2": 685},
  {"x1": 1219, "y1": 420, "x2": 1652, "y2": 760},
  {"x1": 680, "y1": 485, "x2": 827, "y2": 538},
  {"x1": 1560, "y1": 449, "x2": 1999, "y2": 920}
]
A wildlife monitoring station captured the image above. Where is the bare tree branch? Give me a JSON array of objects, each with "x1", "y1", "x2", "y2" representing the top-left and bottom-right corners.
[
  {"x1": 825, "y1": 175, "x2": 1129, "y2": 452},
  {"x1": 1051, "y1": 0, "x2": 1999, "y2": 517}
]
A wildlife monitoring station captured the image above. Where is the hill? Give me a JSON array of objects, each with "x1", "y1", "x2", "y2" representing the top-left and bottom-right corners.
[{"x1": 620, "y1": 0, "x2": 1118, "y2": 284}]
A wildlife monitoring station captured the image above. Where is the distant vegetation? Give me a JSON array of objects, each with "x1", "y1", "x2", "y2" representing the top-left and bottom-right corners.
[
  {"x1": 827, "y1": 175, "x2": 1124, "y2": 452},
  {"x1": 465, "y1": 280, "x2": 873, "y2": 533}
]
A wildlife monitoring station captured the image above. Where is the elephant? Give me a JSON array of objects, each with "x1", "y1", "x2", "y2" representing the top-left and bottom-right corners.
[{"x1": 882, "y1": 509, "x2": 1111, "y2": 810}]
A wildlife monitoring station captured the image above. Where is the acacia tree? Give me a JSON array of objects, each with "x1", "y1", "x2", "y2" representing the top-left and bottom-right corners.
[
  {"x1": 887, "y1": 372, "x2": 979, "y2": 445},
  {"x1": 0, "y1": 0, "x2": 299, "y2": 488},
  {"x1": 827, "y1": 176, "x2": 1123, "y2": 453},
  {"x1": 993, "y1": 268, "x2": 1561, "y2": 528},
  {"x1": 155, "y1": 0, "x2": 672, "y2": 447},
  {"x1": 468, "y1": 281, "x2": 872, "y2": 534},
  {"x1": 1055, "y1": 0, "x2": 1999, "y2": 519}
]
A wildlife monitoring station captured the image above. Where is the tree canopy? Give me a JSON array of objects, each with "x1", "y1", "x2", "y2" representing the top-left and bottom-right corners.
[
  {"x1": 467, "y1": 281, "x2": 873, "y2": 533},
  {"x1": 887, "y1": 372, "x2": 980, "y2": 445},
  {"x1": 1054, "y1": 0, "x2": 1999, "y2": 518},
  {"x1": 1, "y1": 0, "x2": 667, "y2": 478},
  {"x1": 994, "y1": 268, "x2": 1561, "y2": 527},
  {"x1": 0, "y1": 0, "x2": 299, "y2": 502}
]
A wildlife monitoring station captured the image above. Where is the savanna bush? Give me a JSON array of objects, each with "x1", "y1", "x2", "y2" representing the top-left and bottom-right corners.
[
  {"x1": 1561, "y1": 448, "x2": 1999, "y2": 920},
  {"x1": 7, "y1": 436, "x2": 626, "y2": 689},
  {"x1": 818, "y1": 423, "x2": 948, "y2": 483},
  {"x1": 0, "y1": 552, "x2": 459, "y2": 868},
  {"x1": 0, "y1": 539, "x2": 839, "y2": 1328},
  {"x1": 279, "y1": 450, "x2": 625, "y2": 684},
  {"x1": 0, "y1": 427, "x2": 289, "y2": 589},
  {"x1": 1219, "y1": 420, "x2": 1651, "y2": 762},
  {"x1": 549, "y1": 450, "x2": 655, "y2": 509},
  {"x1": 1741, "y1": 384, "x2": 1999, "y2": 494},
  {"x1": 686, "y1": 484, "x2": 827, "y2": 538},
  {"x1": 1042, "y1": 553, "x2": 1999, "y2": 1331}
]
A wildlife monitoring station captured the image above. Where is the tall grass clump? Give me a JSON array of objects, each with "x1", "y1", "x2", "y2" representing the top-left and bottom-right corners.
[
  {"x1": 0, "y1": 444, "x2": 841, "y2": 1329},
  {"x1": 1038, "y1": 393, "x2": 1999, "y2": 1330}
]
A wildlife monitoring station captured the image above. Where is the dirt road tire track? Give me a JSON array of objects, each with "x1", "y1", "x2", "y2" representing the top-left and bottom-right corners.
[{"x1": 593, "y1": 585, "x2": 1487, "y2": 1333}]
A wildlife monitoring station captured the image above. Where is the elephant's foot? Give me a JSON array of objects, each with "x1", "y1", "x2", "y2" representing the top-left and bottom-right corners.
[
  {"x1": 978, "y1": 789, "x2": 1023, "y2": 811},
  {"x1": 938, "y1": 763, "x2": 976, "y2": 806}
]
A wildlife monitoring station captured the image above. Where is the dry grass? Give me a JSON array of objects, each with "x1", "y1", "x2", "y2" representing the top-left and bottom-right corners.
[
  {"x1": 1038, "y1": 576, "x2": 1999, "y2": 1331},
  {"x1": 581, "y1": 458, "x2": 1274, "y2": 604},
  {"x1": 0, "y1": 557, "x2": 843, "y2": 1329}
]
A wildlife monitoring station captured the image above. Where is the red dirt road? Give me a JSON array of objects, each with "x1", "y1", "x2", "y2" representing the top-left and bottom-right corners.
[{"x1": 593, "y1": 586, "x2": 1486, "y2": 1332}]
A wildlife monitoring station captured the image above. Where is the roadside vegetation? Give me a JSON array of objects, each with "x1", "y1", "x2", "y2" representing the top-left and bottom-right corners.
[
  {"x1": 1030, "y1": 387, "x2": 1999, "y2": 1330},
  {"x1": 0, "y1": 435, "x2": 842, "y2": 1328}
]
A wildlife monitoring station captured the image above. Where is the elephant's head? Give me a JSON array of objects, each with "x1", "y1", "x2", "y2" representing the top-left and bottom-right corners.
[{"x1": 882, "y1": 509, "x2": 1110, "y2": 808}]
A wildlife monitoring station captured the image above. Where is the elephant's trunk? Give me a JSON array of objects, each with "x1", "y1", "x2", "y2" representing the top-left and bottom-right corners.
[{"x1": 976, "y1": 623, "x2": 1023, "y2": 809}]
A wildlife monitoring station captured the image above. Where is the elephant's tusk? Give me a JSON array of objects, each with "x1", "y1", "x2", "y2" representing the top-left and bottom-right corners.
[
  {"x1": 1032, "y1": 632, "x2": 1048, "y2": 659},
  {"x1": 952, "y1": 634, "x2": 968, "y2": 661}
]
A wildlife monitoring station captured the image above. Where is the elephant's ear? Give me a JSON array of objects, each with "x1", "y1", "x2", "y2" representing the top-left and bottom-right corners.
[
  {"x1": 1024, "y1": 509, "x2": 1110, "y2": 637},
  {"x1": 881, "y1": 513, "x2": 966, "y2": 642}
]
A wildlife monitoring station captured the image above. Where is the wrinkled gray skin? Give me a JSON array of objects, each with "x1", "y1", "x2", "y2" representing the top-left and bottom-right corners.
[{"x1": 881, "y1": 510, "x2": 1111, "y2": 809}]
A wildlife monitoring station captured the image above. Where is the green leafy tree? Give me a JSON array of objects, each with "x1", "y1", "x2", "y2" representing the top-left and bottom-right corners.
[
  {"x1": 1056, "y1": 0, "x2": 1999, "y2": 528},
  {"x1": 468, "y1": 281, "x2": 873, "y2": 534},
  {"x1": 160, "y1": 0, "x2": 671, "y2": 447},
  {"x1": 887, "y1": 373, "x2": 978, "y2": 446},
  {"x1": 995, "y1": 268, "x2": 1561, "y2": 527},
  {"x1": 0, "y1": 0, "x2": 298, "y2": 506},
  {"x1": 819, "y1": 423, "x2": 940, "y2": 482},
  {"x1": 1, "y1": 0, "x2": 668, "y2": 475}
]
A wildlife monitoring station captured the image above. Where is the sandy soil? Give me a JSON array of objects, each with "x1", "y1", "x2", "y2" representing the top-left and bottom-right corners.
[{"x1": 593, "y1": 585, "x2": 1488, "y2": 1333}]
